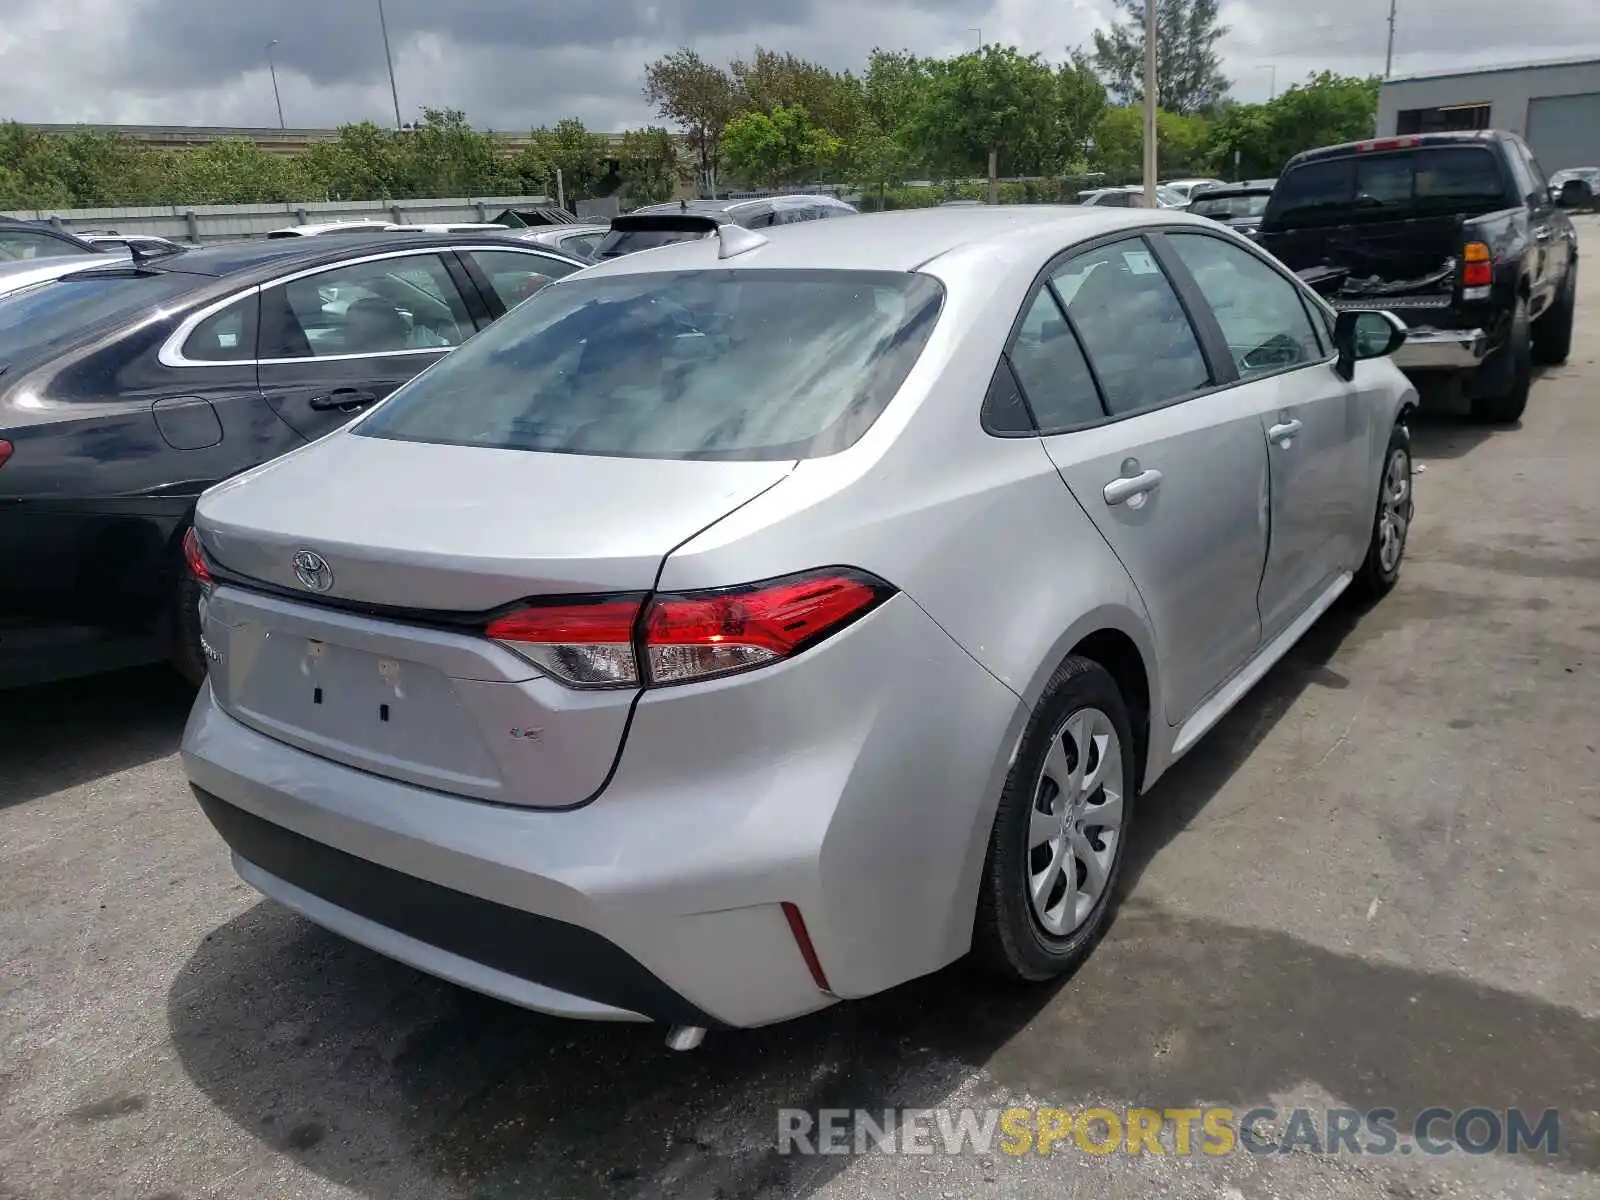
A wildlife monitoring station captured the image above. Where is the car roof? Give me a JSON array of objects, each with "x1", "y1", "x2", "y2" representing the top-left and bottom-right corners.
[
  {"x1": 142, "y1": 230, "x2": 584, "y2": 279},
  {"x1": 1288, "y1": 129, "x2": 1503, "y2": 167},
  {"x1": 573, "y1": 205, "x2": 1208, "y2": 278}
]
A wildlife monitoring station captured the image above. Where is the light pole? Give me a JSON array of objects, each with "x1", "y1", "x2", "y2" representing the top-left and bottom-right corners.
[
  {"x1": 266, "y1": 40, "x2": 285, "y2": 129},
  {"x1": 1259, "y1": 62, "x2": 1277, "y2": 100},
  {"x1": 1385, "y1": 0, "x2": 1398, "y2": 78},
  {"x1": 1142, "y1": 0, "x2": 1157, "y2": 209},
  {"x1": 376, "y1": 0, "x2": 403, "y2": 130},
  {"x1": 967, "y1": 27, "x2": 983, "y2": 52}
]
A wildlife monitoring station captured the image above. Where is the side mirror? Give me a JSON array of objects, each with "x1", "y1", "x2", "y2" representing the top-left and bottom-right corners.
[{"x1": 1333, "y1": 309, "x2": 1407, "y2": 381}]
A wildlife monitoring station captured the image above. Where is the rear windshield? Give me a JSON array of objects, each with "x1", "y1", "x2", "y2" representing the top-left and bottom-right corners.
[
  {"x1": 1191, "y1": 193, "x2": 1270, "y2": 219},
  {"x1": 0, "y1": 271, "x2": 196, "y2": 366},
  {"x1": 356, "y1": 269, "x2": 945, "y2": 461},
  {"x1": 1267, "y1": 146, "x2": 1512, "y2": 227}
]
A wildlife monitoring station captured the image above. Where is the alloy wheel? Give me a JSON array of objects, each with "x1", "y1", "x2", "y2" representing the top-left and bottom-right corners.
[{"x1": 1377, "y1": 447, "x2": 1411, "y2": 575}]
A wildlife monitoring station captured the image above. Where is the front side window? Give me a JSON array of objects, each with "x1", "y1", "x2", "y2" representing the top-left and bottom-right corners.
[
  {"x1": 258, "y1": 253, "x2": 473, "y2": 359},
  {"x1": 1165, "y1": 233, "x2": 1324, "y2": 378},
  {"x1": 358, "y1": 269, "x2": 944, "y2": 461},
  {"x1": 1051, "y1": 239, "x2": 1211, "y2": 415},
  {"x1": 1007, "y1": 288, "x2": 1103, "y2": 428},
  {"x1": 464, "y1": 249, "x2": 582, "y2": 311}
]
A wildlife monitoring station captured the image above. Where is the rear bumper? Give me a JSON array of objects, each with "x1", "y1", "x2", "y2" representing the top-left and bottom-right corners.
[
  {"x1": 1392, "y1": 326, "x2": 1489, "y2": 371},
  {"x1": 180, "y1": 594, "x2": 1026, "y2": 1027}
]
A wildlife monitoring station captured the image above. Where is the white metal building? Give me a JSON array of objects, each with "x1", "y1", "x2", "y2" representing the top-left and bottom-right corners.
[{"x1": 1376, "y1": 56, "x2": 1600, "y2": 173}]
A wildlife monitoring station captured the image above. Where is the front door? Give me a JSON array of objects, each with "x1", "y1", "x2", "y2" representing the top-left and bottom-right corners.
[
  {"x1": 1028, "y1": 235, "x2": 1271, "y2": 724},
  {"x1": 1160, "y1": 230, "x2": 1366, "y2": 640},
  {"x1": 255, "y1": 249, "x2": 482, "y2": 442}
]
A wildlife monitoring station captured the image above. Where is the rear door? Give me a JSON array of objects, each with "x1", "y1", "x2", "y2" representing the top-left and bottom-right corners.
[
  {"x1": 256, "y1": 248, "x2": 481, "y2": 442},
  {"x1": 1159, "y1": 229, "x2": 1367, "y2": 641},
  {"x1": 1025, "y1": 234, "x2": 1271, "y2": 723}
]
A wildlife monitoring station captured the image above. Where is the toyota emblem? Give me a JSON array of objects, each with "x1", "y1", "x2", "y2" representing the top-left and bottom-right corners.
[{"x1": 291, "y1": 549, "x2": 334, "y2": 593}]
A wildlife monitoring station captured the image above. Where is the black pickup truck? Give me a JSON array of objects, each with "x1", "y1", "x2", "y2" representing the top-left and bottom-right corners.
[{"x1": 1255, "y1": 130, "x2": 1579, "y2": 422}]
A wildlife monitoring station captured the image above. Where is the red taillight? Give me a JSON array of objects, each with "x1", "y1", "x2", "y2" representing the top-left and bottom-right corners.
[
  {"x1": 182, "y1": 527, "x2": 212, "y2": 585},
  {"x1": 486, "y1": 569, "x2": 891, "y2": 689},
  {"x1": 0, "y1": 439, "x2": 11, "y2": 470},
  {"x1": 1462, "y1": 241, "x2": 1493, "y2": 288},
  {"x1": 645, "y1": 572, "x2": 885, "y2": 685},
  {"x1": 485, "y1": 597, "x2": 642, "y2": 688}
]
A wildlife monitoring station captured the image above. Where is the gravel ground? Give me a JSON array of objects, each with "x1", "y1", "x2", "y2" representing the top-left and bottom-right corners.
[{"x1": 3, "y1": 220, "x2": 1598, "y2": 1200}]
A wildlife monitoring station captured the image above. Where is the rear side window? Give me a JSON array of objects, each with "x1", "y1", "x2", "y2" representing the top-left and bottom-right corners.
[
  {"x1": 463, "y1": 249, "x2": 582, "y2": 311},
  {"x1": 259, "y1": 253, "x2": 474, "y2": 358},
  {"x1": 1007, "y1": 289, "x2": 1103, "y2": 428},
  {"x1": 1270, "y1": 147, "x2": 1511, "y2": 226},
  {"x1": 357, "y1": 269, "x2": 945, "y2": 461},
  {"x1": 183, "y1": 295, "x2": 259, "y2": 362},
  {"x1": 1051, "y1": 239, "x2": 1211, "y2": 416}
]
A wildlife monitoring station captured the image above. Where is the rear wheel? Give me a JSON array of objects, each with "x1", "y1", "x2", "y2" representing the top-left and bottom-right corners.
[
  {"x1": 1469, "y1": 297, "x2": 1531, "y2": 424},
  {"x1": 1353, "y1": 423, "x2": 1413, "y2": 600},
  {"x1": 973, "y1": 657, "x2": 1136, "y2": 982},
  {"x1": 1532, "y1": 260, "x2": 1577, "y2": 366}
]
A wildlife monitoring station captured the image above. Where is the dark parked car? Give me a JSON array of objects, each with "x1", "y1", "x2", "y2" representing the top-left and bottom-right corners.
[
  {"x1": 592, "y1": 195, "x2": 858, "y2": 260},
  {"x1": 1256, "y1": 130, "x2": 1578, "y2": 423},
  {"x1": 0, "y1": 216, "x2": 106, "y2": 261},
  {"x1": 1187, "y1": 179, "x2": 1277, "y2": 236},
  {"x1": 0, "y1": 231, "x2": 588, "y2": 689}
]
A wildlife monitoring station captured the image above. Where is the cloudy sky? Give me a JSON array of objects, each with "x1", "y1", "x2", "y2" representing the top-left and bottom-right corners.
[{"x1": 2, "y1": 0, "x2": 1598, "y2": 132}]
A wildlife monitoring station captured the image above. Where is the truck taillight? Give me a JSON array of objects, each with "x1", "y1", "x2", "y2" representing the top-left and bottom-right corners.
[
  {"x1": 0, "y1": 439, "x2": 11, "y2": 470},
  {"x1": 1462, "y1": 241, "x2": 1492, "y2": 288},
  {"x1": 1356, "y1": 136, "x2": 1420, "y2": 152},
  {"x1": 486, "y1": 569, "x2": 894, "y2": 690}
]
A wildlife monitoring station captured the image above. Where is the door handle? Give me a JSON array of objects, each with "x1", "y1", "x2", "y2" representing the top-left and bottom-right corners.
[
  {"x1": 1103, "y1": 468, "x2": 1163, "y2": 507},
  {"x1": 1268, "y1": 417, "x2": 1303, "y2": 445},
  {"x1": 308, "y1": 388, "x2": 378, "y2": 411}
]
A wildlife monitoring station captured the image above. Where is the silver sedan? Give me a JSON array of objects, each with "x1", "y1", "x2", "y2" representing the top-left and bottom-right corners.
[{"x1": 181, "y1": 205, "x2": 1416, "y2": 1041}]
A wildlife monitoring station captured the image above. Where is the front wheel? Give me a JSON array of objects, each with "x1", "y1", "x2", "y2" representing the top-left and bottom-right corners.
[
  {"x1": 972, "y1": 657, "x2": 1136, "y2": 982},
  {"x1": 1353, "y1": 423, "x2": 1413, "y2": 600}
]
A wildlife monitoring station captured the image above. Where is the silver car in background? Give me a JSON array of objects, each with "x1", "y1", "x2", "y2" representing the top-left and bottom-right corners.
[{"x1": 182, "y1": 206, "x2": 1417, "y2": 1041}]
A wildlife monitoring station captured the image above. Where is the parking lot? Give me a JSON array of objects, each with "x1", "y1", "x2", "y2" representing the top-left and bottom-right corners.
[{"x1": 3, "y1": 228, "x2": 1599, "y2": 1200}]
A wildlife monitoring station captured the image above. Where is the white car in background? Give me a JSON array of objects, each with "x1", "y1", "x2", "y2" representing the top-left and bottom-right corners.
[
  {"x1": 265, "y1": 221, "x2": 398, "y2": 239},
  {"x1": 0, "y1": 252, "x2": 130, "y2": 301}
]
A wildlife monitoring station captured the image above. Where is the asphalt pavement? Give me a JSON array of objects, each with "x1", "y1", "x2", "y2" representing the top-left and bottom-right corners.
[{"x1": 2, "y1": 225, "x2": 1598, "y2": 1200}]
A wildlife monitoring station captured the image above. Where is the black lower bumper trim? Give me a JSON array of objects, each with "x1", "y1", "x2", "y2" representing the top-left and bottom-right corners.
[{"x1": 193, "y1": 787, "x2": 720, "y2": 1027}]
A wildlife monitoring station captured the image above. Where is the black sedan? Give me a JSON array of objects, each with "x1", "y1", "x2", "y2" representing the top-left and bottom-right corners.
[
  {"x1": 1186, "y1": 179, "x2": 1277, "y2": 237},
  {"x1": 0, "y1": 231, "x2": 588, "y2": 689}
]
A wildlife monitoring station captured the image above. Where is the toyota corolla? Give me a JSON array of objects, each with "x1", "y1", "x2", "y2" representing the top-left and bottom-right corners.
[{"x1": 181, "y1": 206, "x2": 1416, "y2": 1046}]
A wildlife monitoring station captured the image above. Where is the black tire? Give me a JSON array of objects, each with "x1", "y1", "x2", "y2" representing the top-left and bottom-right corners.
[
  {"x1": 1353, "y1": 422, "x2": 1413, "y2": 601},
  {"x1": 1469, "y1": 297, "x2": 1531, "y2": 424},
  {"x1": 972, "y1": 657, "x2": 1137, "y2": 982},
  {"x1": 1532, "y1": 260, "x2": 1577, "y2": 366},
  {"x1": 168, "y1": 555, "x2": 208, "y2": 688}
]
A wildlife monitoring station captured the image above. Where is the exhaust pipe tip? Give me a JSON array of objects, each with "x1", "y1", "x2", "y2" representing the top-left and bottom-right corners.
[{"x1": 665, "y1": 1025, "x2": 706, "y2": 1052}]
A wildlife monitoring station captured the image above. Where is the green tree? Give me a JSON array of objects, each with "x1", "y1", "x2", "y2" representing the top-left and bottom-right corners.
[
  {"x1": 730, "y1": 48, "x2": 863, "y2": 139},
  {"x1": 165, "y1": 139, "x2": 312, "y2": 204},
  {"x1": 300, "y1": 122, "x2": 406, "y2": 200},
  {"x1": 1052, "y1": 52, "x2": 1109, "y2": 172},
  {"x1": 400, "y1": 107, "x2": 519, "y2": 197},
  {"x1": 643, "y1": 49, "x2": 739, "y2": 193},
  {"x1": 523, "y1": 118, "x2": 610, "y2": 203},
  {"x1": 1088, "y1": 106, "x2": 1146, "y2": 180},
  {"x1": 843, "y1": 120, "x2": 912, "y2": 208},
  {"x1": 910, "y1": 46, "x2": 1059, "y2": 202},
  {"x1": 722, "y1": 104, "x2": 841, "y2": 189},
  {"x1": 618, "y1": 126, "x2": 682, "y2": 205},
  {"x1": 1092, "y1": 0, "x2": 1230, "y2": 115},
  {"x1": 1208, "y1": 72, "x2": 1380, "y2": 178}
]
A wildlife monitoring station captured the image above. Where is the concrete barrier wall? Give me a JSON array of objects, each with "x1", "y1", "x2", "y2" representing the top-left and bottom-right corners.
[{"x1": 0, "y1": 195, "x2": 556, "y2": 243}]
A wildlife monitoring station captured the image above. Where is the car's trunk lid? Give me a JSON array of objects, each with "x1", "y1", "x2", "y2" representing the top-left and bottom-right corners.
[{"x1": 196, "y1": 431, "x2": 794, "y2": 807}]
